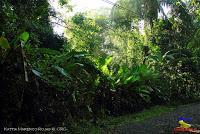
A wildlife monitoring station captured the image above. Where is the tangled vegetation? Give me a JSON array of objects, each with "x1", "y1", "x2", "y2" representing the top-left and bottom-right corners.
[{"x1": 0, "y1": 0, "x2": 200, "y2": 133}]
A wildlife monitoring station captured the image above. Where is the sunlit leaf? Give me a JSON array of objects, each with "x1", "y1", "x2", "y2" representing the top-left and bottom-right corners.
[
  {"x1": 105, "y1": 56, "x2": 113, "y2": 65},
  {"x1": 20, "y1": 32, "x2": 29, "y2": 43},
  {"x1": 101, "y1": 65, "x2": 110, "y2": 75}
]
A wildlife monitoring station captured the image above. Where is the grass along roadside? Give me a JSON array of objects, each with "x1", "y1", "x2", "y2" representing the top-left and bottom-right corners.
[
  {"x1": 100, "y1": 105, "x2": 175, "y2": 129},
  {"x1": 72, "y1": 105, "x2": 176, "y2": 134}
]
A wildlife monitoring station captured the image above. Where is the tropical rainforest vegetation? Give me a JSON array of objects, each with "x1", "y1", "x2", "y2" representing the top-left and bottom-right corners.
[{"x1": 0, "y1": 0, "x2": 200, "y2": 133}]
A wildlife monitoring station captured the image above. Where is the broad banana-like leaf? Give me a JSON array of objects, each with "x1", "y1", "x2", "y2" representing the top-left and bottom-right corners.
[
  {"x1": 71, "y1": 51, "x2": 88, "y2": 58},
  {"x1": 136, "y1": 87, "x2": 151, "y2": 94},
  {"x1": 124, "y1": 75, "x2": 140, "y2": 84},
  {"x1": 32, "y1": 69, "x2": 42, "y2": 77},
  {"x1": 162, "y1": 49, "x2": 188, "y2": 60},
  {"x1": 64, "y1": 63, "x2": 84, "y2": 72},
  {"x1": 54, "y1": 65, "x2": 72, "y2": 79}
]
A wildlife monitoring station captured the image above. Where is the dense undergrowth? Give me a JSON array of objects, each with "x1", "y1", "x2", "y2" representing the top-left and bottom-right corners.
[{"x1": 0, "y1": 0, "x2": 200, "y2": 133}]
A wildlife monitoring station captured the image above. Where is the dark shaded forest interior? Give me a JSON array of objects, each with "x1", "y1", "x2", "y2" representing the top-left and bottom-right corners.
[{"x1": 0, "y1": 0, "x2": 200, "y2": 133}]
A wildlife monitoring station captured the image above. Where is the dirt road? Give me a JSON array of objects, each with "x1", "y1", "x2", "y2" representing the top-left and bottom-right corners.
[{"x1": 114, "y1": 103, "x2": 200, "y2": 134}]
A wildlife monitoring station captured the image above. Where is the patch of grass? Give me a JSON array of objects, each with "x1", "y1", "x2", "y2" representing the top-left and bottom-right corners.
[
  {"x1": 73, "y1": 105, "x2": 175, "y2": 133},
  {"x1": 99, "y1": 105, "x2": 175, "y2": 129},
  {"x1": 67, "y1": 121, "x2": 102, "y2": 134}
]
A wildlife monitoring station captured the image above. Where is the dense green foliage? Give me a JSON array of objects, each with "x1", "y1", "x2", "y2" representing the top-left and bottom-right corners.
[{"x1": 0, "y1": 0, "x2": 200, "y2": 133}]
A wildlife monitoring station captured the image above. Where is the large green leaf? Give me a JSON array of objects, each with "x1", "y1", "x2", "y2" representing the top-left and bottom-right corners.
[
  {"x1": 98, "y1": 55, "x2": 113, "y2": 66},
  {"x1": 0, "y1": 37, "x2": 10, "y2": 49},
  {"x1": 124, "y1": 75, "x2": 140, "y2": 84},
  {"x1": 64, "y1": 63, "x2": 84, "y2": 72},
  {"x1": 32, "y1": 69, "x2": 42, "y2": 78},
  {"x1": 101, "y1": 65, "x2": 110, "y2": 75},
  {"x1": 105, "y1": 56, "x2": 113, "y2": 65},
  {"x1": 137, "y1": 65, "x2": 153, "y2": 79},
  {"x1": 20, "y1": 32, "x2": 29, "y2": 43},
  {"x1": 136, "y1": 86, "x2": 152, "y2": 102},
  {"x1": 54, "y1": 65, "x2": 72, "y2": 79},
  {"x1": 70, "y1": 51, "x2": 88, "y2": 58}
]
